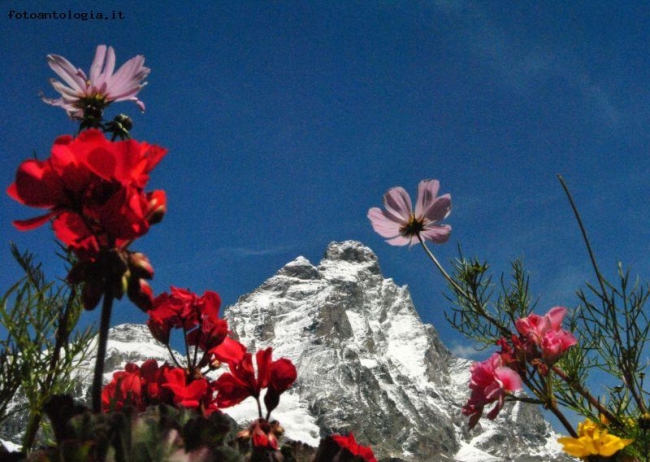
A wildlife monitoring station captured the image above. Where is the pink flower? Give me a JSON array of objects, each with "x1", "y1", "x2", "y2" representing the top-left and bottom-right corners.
[
  {"x1": 462, "y1": 353, "x2": 522, "y2": 428},
  {"x1": 515, "y1": 306, "x2": 567, "y2": 344},
  {"x1": 515, "y1": 306, "x2": 577, "y2": 364},
  {"x1": 541, "y1": 329, "x2": 578, "y2": 364},
  {"x1": 367, "y1": 179, "x2": 451, "y2": 246},
  {"x1": 41, "y1": 45, "x2": 150, "y2": 119}
]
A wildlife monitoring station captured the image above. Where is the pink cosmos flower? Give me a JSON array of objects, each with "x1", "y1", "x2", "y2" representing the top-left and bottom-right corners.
[
  {"x1": 367, "y1": 179, "x2": 451, "y2": 246},
  {"x1": 41, "y1": 45, "x2": 150, "y2": 119},
  {"x1": 462, "y1": 353, "x2": 523, "y2": 428}
]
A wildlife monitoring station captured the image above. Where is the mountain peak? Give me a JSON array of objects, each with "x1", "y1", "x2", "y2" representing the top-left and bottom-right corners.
[
  {"x1": 323, "y1": 240, "x2": 378, "y2": 265},
  {"x1": 224, "y1": 240, "x2": 567, "y2": 461}
]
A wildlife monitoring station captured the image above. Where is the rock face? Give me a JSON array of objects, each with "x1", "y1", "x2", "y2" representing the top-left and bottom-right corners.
[
  {"x1": 224, "y1": 240, "x2": 570, "y2": 461},
  {"x1": 1, "y1": 241, "x2": 572, "y2": 461}
]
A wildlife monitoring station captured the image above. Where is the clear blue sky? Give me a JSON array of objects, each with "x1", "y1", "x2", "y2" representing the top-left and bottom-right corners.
[{"x1": 2, "y1": 1, "x2": 649, "y2": 364}]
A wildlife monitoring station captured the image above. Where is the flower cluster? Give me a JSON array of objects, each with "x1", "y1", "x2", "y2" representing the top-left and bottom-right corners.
[
  {"x1": 147, "y1": 287, "x2": 234, "y2": 363},
  {"x1": 102, "y1": 359, "x2": 217, "y2": 415},
  {"x1": 558, "y1": 418, "x2": 633, "y2": 459},
  {"x1": 462, "y1": 307, "x2": 578, "y2": 427},
  {"x1": 515, "y1": 306, "x2": 578, "y2": 367},
  {"x1": 7, "y1": 128, "x2": 166, "y2": 310},
  {"x1": 215, "y1": 346, "x2": 298, "y2": 416}
]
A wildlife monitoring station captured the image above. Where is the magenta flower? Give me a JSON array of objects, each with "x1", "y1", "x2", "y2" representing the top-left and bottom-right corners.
[
  {"x1": 367, "y1": 179, "x2": 451, "y2": 246},
  {"x1": 515, "y1": 306, "x2": 577, "y2": 364},
  {"x1": 541, "y1": 329, "x2": 578, "y2": 364},
  {"x1": 41, "y1": 44, "x2": 150, "y2": 119},
  {"x1": 462, "y1": 353, "x2": 522, "y2": 428},
  {"x1": 515, "y1": 306, "x2": 567, "y2": 345}
]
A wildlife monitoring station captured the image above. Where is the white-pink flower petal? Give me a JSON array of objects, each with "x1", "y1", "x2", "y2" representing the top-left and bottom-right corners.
[
  {"x1": 41, "y1": 45, "x2": 149, "y2": 119},
  {"x1": 414, "y1": 179, "x2": 440, "y2": 218}
]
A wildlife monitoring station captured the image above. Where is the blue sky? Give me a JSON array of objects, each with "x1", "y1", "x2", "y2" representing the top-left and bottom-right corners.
[{"x1": 2, "y1": 1, "x2": 649, "y2": 373}]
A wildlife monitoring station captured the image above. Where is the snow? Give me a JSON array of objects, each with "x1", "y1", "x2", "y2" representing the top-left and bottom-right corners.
[
  {"x1": 221, "y1": 392, "x2": 321, "y2": 447},
  {"x1": 1, "y1": 439, "x2": 21, "y2": 453},
  {"x1": 455, "y1": 441, "x2": 503, "y2": 462}
]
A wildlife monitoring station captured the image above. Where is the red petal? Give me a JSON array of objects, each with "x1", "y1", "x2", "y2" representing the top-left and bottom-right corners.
[{"x1": 13, "y1": 212, "x2": 56, "y2": 230}]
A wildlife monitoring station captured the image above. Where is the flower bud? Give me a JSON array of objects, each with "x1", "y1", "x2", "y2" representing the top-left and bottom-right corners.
[
  {"x1": 129, "y1": 252, "x2": 154, "y2": 279},
  {"x1": 128, "y1": 278, "x2": 154, "y2": 312},
  {"x1": 146, "y1": 190, "x2": 167, "y2": 225}
]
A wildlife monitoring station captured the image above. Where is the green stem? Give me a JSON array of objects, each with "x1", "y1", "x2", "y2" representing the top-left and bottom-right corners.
[
  {"x1": 417, "y1": 236, "x2": 470, "y2": 299},
  {"x1": 92, "y1": 293, "x2": 114, "y2": 413},
  {"x1": 418, "y1": 236, "x2": 511, "y2": 338},
  {"x1": 557, "y1": 175, "x2": 608, "y2": 299},
  {"x1": 23, "y1": 290, "x2": 77, "y2": 453},
  {"x1": 551, "y1": 365, "x2": 619, "y2": 427},
  {"x1": 22, "y1": 410, "x2": 42, "y2": 456},
  {"x1": 256, "y1": 396, "x2": 263, "y2": 420}
]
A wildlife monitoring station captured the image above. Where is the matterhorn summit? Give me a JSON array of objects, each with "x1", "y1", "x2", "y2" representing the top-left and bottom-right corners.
[{"x1": 224, "y1": 240, "x2": 569, "y2": 461}]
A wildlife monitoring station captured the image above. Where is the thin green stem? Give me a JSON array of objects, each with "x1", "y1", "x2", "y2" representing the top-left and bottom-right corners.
[
  {"x1": 557, "y1": 175, "x2": 607, "y2": 298},
  {"x1": 417, "y1": 235, "x2": 470, "y2": 299},
  {"x1": 166, "y1": 343, "x2": 183, "y2": 369},
  {"x1": 92, "y1": 293, "x2": 114, "y2": 413},
  {"x1": 418, "y1": 236, "x2": 511, "y2": 338},
  {"x1": 256, "y1": 396, "x2": 263, "y2": 420}
]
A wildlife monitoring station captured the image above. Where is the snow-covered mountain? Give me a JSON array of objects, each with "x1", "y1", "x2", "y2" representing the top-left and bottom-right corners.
[
  {"x1": 1, "y1": 241, "x2": 573, "y2": 461},
  {"x1": 223, "y1": 240, "x2": 570, "y2": 461}
]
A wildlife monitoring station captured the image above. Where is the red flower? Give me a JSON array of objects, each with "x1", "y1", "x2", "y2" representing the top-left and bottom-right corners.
[
  {"x1": 162, "y1": 368, "x2": 213, "y2": 411},
  {"x1": 210, "y1": 336, "x2": 247, "y2": 365},
  {"x1": 8, "y1": 129, "x2": 165, "y2": 241},
  {"x1": 102, "y1": 363, "x2": 144, "y2": 411},
  {"x1": 331, "y1": 433, "x2": 377, "y2": 462},
  {"x1": 7, "y1": 129, "x2": 166, "y2": 309},
  {"x1": 147, "y1": 288, "x2": 229, "y2": 355},
  {"x1": 264, "y1": 358, "x2": 298, "y2": 414},
  {"x1": 214, "y1": 347, "x2": 297, "y2": 414}
]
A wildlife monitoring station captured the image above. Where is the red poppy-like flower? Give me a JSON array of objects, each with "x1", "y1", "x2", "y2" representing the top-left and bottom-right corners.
[
  {"x1": 210, "y1": 336, "x2": 247, "y2": 366},
  {"x1": 331, "y1": 433, "x2": 377, "y2": 462},
  {"x1": 41, "y1": 44, "x2": 150, "y2": 120},
  {"x1": 462, "y1": 353, "x2": 522, "y2": 428},
  {"x1": 162, "y1": 368, "x2": 213, "y2": 411},
  {"x1": 8, "y1": 129, "x2": 166, "y2": 309},
  {"x1": 102, "y1": 360, "x2": 218, "y2": 413},
  {"x1": 264, "y1": 358, "x2": 299, "y2": 414},
  {"x1": 8, "y1": 129, "x2": 165, "y2": 239},
  {"x1": 147, "y1": 288, "x2": 228, "y2": 354},
  {"x1": 368, "y1": 179, "x2": 451, "y2": 246},
  {"x1": 102, "y1": 363, "x2": 144, "y2": 411},
  {"x1": 214, "y1": 347, "x2": 297, "y2": 414}
]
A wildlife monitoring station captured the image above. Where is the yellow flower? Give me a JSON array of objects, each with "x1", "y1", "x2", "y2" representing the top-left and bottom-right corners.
[{"x1": 558, "y1": 418, "x2": 634, "y2": 459}]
